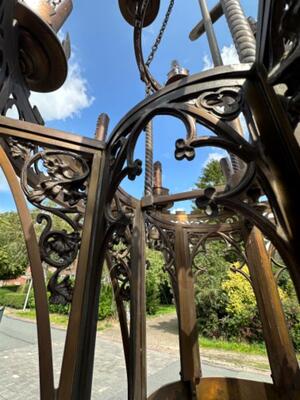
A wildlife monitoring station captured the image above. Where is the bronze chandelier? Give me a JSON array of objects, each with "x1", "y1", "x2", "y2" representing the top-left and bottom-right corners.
[{"x1": 0, "y1": 0, "x2": 300, "y2": 399}]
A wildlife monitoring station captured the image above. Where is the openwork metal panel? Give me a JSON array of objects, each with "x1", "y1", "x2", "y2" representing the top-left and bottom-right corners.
[{"x1": 1, "y1": 0, "x2": 300, "y2": 399}]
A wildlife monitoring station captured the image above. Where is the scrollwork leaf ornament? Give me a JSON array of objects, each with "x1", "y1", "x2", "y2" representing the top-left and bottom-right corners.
[
  {"x1": 21, "y1": 149, "x2": 89, "y2": 210},
  {"x1": 37, "y1": 214, "x2": 80, "y2": 305},
  {"x1": 7, "y1": 137, "x2": 36, "y2": 160},
  {"x1": 107, "y1": 230, "x2": 132, "y2": 303},
  {"x1": 18, "y1": 148, "x2": 91, "y2": 304},
  {"x1": 37, "y1": 214, "x2": 80, "y2": 269}
]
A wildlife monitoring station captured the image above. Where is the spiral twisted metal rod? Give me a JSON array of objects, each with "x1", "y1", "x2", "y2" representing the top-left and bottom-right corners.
[
  {"x1": 144, "y1": 119, "x2": 153, "y2": 195},
  {"x1": 220, "y1": 0, "x2": 256, "y2": 63}
]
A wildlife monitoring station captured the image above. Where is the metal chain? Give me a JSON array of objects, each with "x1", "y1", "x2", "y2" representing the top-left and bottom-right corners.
[
  {"x1": 143, "y1": 0, "x2": 175, "y2": 193},
  {"x1": 145, "y1": 0, "x2": 175, "y2": 68}
]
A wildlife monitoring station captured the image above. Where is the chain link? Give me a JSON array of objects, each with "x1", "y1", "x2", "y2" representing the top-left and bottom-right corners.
[{"x1": 145, "y1": 0, "x2": 175, "y2": 68}]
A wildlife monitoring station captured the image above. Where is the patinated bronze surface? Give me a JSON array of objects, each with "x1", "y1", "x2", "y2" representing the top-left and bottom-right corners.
[
  {"x1": 119, "y1": 0, "x2": 160, "y2": 27},
  {"x1": 1, "y1": 0, "x2": 300, "y2": 399}
]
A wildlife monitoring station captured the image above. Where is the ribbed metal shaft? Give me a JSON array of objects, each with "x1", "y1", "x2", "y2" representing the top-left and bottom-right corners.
[
  {"x1": 220, "y1": 0, "x2": 256, "y2": 172},
  {"x1": 220, "y1": 0, "x2": 256, "y2": 63},
  {"x1": 144, "y1": 120, "x2": 153, "y2": 195}
]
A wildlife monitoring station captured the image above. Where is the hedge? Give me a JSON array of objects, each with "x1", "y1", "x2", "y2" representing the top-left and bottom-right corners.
[
  {"x1": 1, "y1": 283, "x2": 116, "y2": 321},
  {"x1": 0, "y1": 288, "x2": 26, "y2": 309}
]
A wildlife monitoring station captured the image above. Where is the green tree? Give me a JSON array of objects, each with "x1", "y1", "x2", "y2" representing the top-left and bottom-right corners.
[
  {"x1": 193, "y1": 240, "x2": 230, "y2": 338},
  {"x1": 0, "y1": 212, "x2": 28, "y2": 279},
  {"x1": 196, "y1": 159, "x2": 225, "y2": 189},
  {"x1": 146, "y1": 248, "x2": 170, "y2": 315}
]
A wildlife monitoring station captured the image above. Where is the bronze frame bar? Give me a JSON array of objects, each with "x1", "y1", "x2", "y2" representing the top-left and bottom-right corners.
[
  {"x1": 244, "y1": 226, "x2": 300, "y2": 390},
  {"x1": 129, "y1": 205, "x2": 147, "y2": 400},
  {"x1": 58, "y1": 149, "x2": 109, "y2": 399},
  {"x1": 0, "y1": 146, "x2": 55, "y2": 400},
  {"x1": 175, "y1": 225, "x2": 201, "y2": 390},
  {"x1": 189, "y1": 2, "x2": 223, "y2": 41}
]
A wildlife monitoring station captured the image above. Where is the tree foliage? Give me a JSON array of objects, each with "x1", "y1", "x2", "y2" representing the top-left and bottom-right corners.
[
  {"x1": 0, "y1": 205, "x2": 74, "y2": 280},
  {"x1": 146, "y1": 248, "x2": 171, "y2": 314},
  {"x1": 194, "y1": 240, "x2": 231, "y2": 338},
  {"x1": 196, "y1": 159, "x2": 225, "y2": 189},
  {"x1": 221, "y1": 264, "x2": 263, "y2": 342},
  {"x1": 0, "y1": 212, "x2": 28, "y2": 279}
]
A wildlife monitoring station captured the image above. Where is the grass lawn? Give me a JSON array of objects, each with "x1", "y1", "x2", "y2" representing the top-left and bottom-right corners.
[
  {"x1": 150, "y1": 304, "x2": 176, "y2": 317},
  {"x1": 10, "y1": 309, "x2": 113, "y2": 331},
  {"x1": 12, "y1": 309, "x2": 68, "y2": 327},
  {"x1": 199, "y1": 336, "x2": 267, "y2": 356}
]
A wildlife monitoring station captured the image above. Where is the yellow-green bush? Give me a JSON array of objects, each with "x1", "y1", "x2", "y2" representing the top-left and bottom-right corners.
[{"x1": 221, "y1": 264, "x2": 262, "y2": 341}]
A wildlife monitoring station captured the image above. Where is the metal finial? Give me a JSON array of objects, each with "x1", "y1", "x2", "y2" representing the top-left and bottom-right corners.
[{"x1": 166, "y1": 60, "x2": 189, "y2": 85}]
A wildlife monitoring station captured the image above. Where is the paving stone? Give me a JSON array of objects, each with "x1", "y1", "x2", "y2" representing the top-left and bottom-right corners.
[{"x1": 0, "y1": 316, "x2": 271, "y2": 399}]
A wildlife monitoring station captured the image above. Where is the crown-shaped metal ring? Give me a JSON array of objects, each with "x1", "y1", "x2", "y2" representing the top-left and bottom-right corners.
[{"x1": 15, "y1": 0, "x2": 73, "y2": 93}]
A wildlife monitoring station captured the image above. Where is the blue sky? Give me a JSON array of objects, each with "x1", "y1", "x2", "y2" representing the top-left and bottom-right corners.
[{"x1": 0, "y1": 0, "x2": 258, "y2": 212}]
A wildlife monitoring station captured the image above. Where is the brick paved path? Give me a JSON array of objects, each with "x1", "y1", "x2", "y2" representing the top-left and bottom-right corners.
[{"x1": 0, "y1": 316, "x2": 271, "y2": 399}]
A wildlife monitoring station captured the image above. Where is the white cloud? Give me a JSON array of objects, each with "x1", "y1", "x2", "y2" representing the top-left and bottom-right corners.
[
  {"x1": 202, "y1": 151, "x2": 226, "y2": 167},
  {"x1": 221, "y1": 44, "x2": 239, "y2": 65},
  {"x1": 202, "y1": 54, "x2": 213, "y2": 71},
  {"x1": 0, "y1": 170, "x2": 9, "y2": 192},
  {"x1": 202, "y1": 44, "x2": 239, "y2": 71},
  {"x1": 30, "y1": 58, "x2": 94, "y2": 122}
]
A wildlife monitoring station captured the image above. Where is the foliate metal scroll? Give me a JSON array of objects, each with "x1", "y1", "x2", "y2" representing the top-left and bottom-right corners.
[
  {"x1": 108, "y1": 228, "x2": 132, "y2": 303},
  {"x1": 8, "y1": 138, "x2": 91, "y2": 305}
]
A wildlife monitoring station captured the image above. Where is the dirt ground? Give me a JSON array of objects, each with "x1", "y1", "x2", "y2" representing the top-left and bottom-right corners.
[{"x1": 99, "y1": 312, "x2": 271, "y2": 375}]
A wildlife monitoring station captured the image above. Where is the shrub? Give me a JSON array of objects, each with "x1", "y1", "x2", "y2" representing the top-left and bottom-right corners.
[
  {"x1": 27, "y1": 285, "x2": 71, "y2": 313},
  {"x1": 146, "y1": 249, "x2": 169, "y2": 315},
  {"x1": 27, "y1": 282, "x2": 115, "y2": 320},
  {"x1": 280, "y1": 279, "x2": 300, "y2": 351},
  {"x1": 49, "y1": 303, "x2": 70, "y2": 315},
  {"x1": 98, "y1": 284, "x2": 115, "y2": 320},
  {"x1": 146, "y1": 268, "x2": 160, "y2": 315},
  {"x1": 0, "y1": 285, "x2": 19, "y2": 293},
  {"x1": 194, "y1": 240, "x2": 230, "y2": 339},
  {"x1": 221, "y1": 265, "x2": 263, "y2": 342},
  {"x1": 159, "y1": 280, "x2": 173, "y2": 305},
  {"x1": 0, "y1": 291, "x2": 26, "y2": 309}
]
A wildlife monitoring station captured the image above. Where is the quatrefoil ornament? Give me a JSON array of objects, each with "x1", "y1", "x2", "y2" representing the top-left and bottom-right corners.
[
  {"x1": 196, "y1": 87, "x2": 242, "y2": 120},
  {"x1": 174, "y1": 138, "x2": 196, "y2": 161}
]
